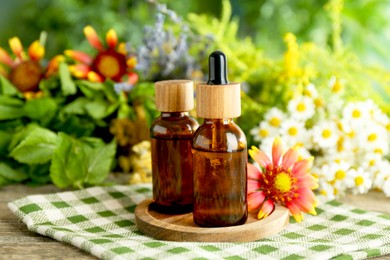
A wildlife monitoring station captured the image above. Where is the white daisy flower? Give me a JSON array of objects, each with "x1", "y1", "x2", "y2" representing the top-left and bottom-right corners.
[
  {"x1": 279, "y1": 119, "x2": 308, "y2": 147},
  {"x1": 250, "y1": 121, "x2": 278, "y2": 142},
  {"x1": 361, "y1": 153, "x2": 383, "y2": 172},
  {"x1": 303, "y1": 83, "x2": 319, "y2": 98},
  {"x1": 322, "y1": 161, "x2": 351, "y2": 186},
  {"x1": 345, "y1": 167, "x2": 372, "y2": 194},
  {"x1": 264, "y1": 107, "x2": 286, "y2": 128},
  {"x1": 342, "y1": 101, "x2": 371, "y2": 124},
  {"x1": 373, "y1": 160, "x2": 390, "y2": 190},
  {"x1": 287, "y1": 96, "x2": 315, "y2": 121},
  {"x1": 312, "y1": 120, "x2": 339, "y2": 149},
  {"x1": 359, "y1": 123, "x2": 389, "y2": 154},
  {"x1": 316, "y1": 181, "x2": 336, "y2": 203},
  {"x1": 383, "y1": 178, "x2": 390, "y2": 197}
]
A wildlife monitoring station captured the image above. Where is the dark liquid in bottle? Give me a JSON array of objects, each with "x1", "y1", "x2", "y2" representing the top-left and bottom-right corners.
[
  {"x1": 193, "y1": 148, "x2": 248, "y2": 227},
  {"x1": 152, "y1": 136, "x2": 194, "y2": 213}
]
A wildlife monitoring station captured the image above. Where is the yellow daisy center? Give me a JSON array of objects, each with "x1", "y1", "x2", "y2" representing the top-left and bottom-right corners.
[
  {"x1": 288, "y1": 127, "x2": 298, "y2": 136},
  {"x1": 259, "y1": 129, "x2": 269, "y2": 137},
  {"x1": 374, "y1": 148, "x2": 383, "y2": 154},
  {"x1": 322, "y1": 129, "x2": 332, "y2": 138},
  {"x1": 320, "y1": 189, "x2": 327, "y2": 196},
  {"x1": 367, "y1": 133, "x2": 377, "y2": 142},
  {"x1": 314, "y1": 98, "x2": 323, "y2": 108},
  {"x1": 355, "y1": 176, "x2": 364, "y2": 186},
  {"x1": 297, "y1": 103, "x2": 306, "y2": 112},
  {"x1": 273, "y1": 172, "x2": 292, "y2": 193},
  {"x1": 97, "y1": 55, "x2": 120, "y2": 78},
  {"x1": 352, "y1": 109, "x2": 361, "y2": 118},
  {"x1": 269, "y1": 117, "x2": 281, "y2": 127},
  {"x1": 335, "y1": 170, "x2": 346, "y2": 180},
  {"x1": 332, "y1": 80, "x2": 343, "y2": 92},
  {"x1": 369, "y1": 159, "x2": 376, "y2": 166},
  {"x1": 386, "y1": 123, "x2": 390, "y2": 132}
]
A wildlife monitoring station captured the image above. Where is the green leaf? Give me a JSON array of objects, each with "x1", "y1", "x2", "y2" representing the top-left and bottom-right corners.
[
  {"x1": 50, "y1": 133, "x2": 88, "y2": 189},
  {"x1": 62, "y1": 97, "x2": 89, "y2": 115},
  {"x1": 8, "y1": 124, "x2": 40, "y2": 151},
  {"x1": 85, "y1": 141, "x2": 116, "y2": 185},
  {"x1": 0, "y1": 76, "x2": 18, "y2": 96},
  {"x1": 0, "y1": 96, "x2": 25, "y2": 120},
  {"x1": 0, "y1": 175, "x2": 11, "y2": 187},
  {"x1": 24, "y1": 98, "x2": 57, "y2": 124},
  {"x1": 10, "y1": 127, "x2": 58, "y2": 164},
  {"x1": 59, "y1": 62, "x2": 77, "y2": 96},
  {"x1": 0, "y1": 162, "x2": 28, "y2": 182},
  {"x1": 0, "y1": 130, "x2": 12, "y2": 155},
  {"x1": 28, "y1": 163, "x2": 51, "y2": 185},
  {"x1": 85, "y1": 99, "x2": 118, "y2": 120}
]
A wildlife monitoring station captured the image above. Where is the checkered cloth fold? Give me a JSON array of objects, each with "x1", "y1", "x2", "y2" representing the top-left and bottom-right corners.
[{"x1": 8, "y1": 184, "x2": 390, "y2": 259}]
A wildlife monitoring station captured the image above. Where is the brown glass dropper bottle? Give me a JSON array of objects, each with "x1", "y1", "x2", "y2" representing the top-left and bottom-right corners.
[
  {"x1": 151, "y1": 80, "x2": 199, "y2": 213},
  {"x1": 193, "y1": 51, "x2": 248, "y2": 227}
]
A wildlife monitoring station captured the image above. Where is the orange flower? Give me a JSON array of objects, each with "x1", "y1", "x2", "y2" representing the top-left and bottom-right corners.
[
  {"x1": 247, "y1": 137, "x2": 318, "y2": 222},
  {"x1": 0, "y1": 37, "x2": 62, "y2": 94},
  {"x1": 66, "y1": 26, "x2": 138, "y2": 85}
]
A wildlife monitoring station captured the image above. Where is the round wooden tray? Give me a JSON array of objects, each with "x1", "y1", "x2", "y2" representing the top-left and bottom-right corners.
[{"x1": 134, "y1": 199, "x2": 289, "y2": 242}]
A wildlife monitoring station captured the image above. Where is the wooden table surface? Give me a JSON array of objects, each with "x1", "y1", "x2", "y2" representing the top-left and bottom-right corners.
[{"x1": 1, "y1": 183, "x2": 390, "y2": 259}]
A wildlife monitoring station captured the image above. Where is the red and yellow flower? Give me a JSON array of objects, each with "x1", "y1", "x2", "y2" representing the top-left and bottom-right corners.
[
  {"x1": 247, "y1": 137, "x2": 318, "y2": 222},
  {"x1": 0, "y1": 37, "x2": 63, "y2": 95},
  {"x1": 66, "y1": 26, "x2": 138, "y2": 85}
]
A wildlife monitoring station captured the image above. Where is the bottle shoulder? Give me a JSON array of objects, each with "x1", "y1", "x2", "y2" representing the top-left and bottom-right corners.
[
  {"x1": 193, "y1": 120, "x2": 247, "y2": 152},
  {"x1": 151, "y1": 115, "x2": 199, "y2": 138}
]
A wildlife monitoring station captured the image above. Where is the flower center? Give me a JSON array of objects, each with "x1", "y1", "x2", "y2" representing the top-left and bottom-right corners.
[
  {"x1": 332, "y1": 80, "x2": 343, "y2": 92},
  {"x1": 367, "y1": 133, "x2": 377, "y2": 142},
  {"x1": 9, "y1": 61, "x2": 43, "y2": 92},
  {"x1": 355, "y1": 176, "x2": 364, "y2": 186},
  {"x1": 259, "y1": 129, "x2": 269, "y2": 137},
  {"x1": 369, "y1": 159, "x2": 376, "y2": 166},
  {"x1": 297, "y1": 103, "x2": 306, "y2": 112},
  {"x1": 92, "y1": 50, "x2": 127, "y2": 81},
  {"x1": 269, "y1": 117, "x2": 281, "y2": 127},
  {"x1": 273, "y1": 172, "x2": 292, "y2": 193},
  {"x1": 288, "y1": 127, "x2": 298, "y2": 136},
  {"x1": 386, "y1": 123, "x2": 390, "y2": 132},
  {"x1": 352, "y1": 109, "x2": 361, "y2": 118},
  {"x1": 322, "y1": 129, "x2": 332, "y2": 138},
  {"x1": 335, "y1": 170, "x2": 346, "y2": 180}
]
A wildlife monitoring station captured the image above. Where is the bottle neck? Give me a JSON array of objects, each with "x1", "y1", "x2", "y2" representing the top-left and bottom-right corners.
[
  {"x1": 161, "y1": 112, "x2": 189, "y2": 118},
  {"x1": 203, "y1": 118, "x2": 234, "y2": 125}
]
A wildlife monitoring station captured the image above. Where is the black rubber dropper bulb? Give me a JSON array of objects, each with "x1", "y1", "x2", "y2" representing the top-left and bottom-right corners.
[{"x1": 207, "y1": 50, "x2": 229, "y2": 85}]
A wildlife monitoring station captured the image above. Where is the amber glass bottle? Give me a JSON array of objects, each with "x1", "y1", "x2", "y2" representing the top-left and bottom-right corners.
[
  {"x1": 193, "y1": 51, "x2": 248, "y2": 227},
  {"x1": 151, "y1": 80, "x2": 198, "y2": 213}
]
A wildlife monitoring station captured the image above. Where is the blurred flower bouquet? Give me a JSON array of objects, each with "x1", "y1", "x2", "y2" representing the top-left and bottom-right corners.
[{"x1": 0, "y1": 0, "x2": 389, "y2": 200}]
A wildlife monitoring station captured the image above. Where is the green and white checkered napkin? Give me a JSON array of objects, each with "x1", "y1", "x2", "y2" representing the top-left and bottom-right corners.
[{"x1": 7, "y1": 184, "x2": 390, "y2": 260}]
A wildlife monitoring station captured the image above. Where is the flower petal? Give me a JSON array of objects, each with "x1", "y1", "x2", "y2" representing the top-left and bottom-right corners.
[
  {"x1": 292, "y1": 157, "x2": 313, "y2": 176},
  {"x1": 65, "y1": 50, "x2": 93, "y2": 65},
  {"x1": 247, "y1": 163, "x2": 262, "y2": 180},
  {"x1": 272, "y1": 137, "x2": 283, "y2": 167},
  {"x1": 45, "y1": 55, "x2": 65, "y2": 77},
  {"x1": 9, "y1": 37, "x2": 23, "y2": 58},
  {"x1": 28, "y1": 40, "x2": 45, "y2": 61},
  {"x1": 248, "y1": 191, "x2": 266, "y2": 212},
  {"x1": 249, "y1": 146, "x2": 271, "y2": 169},
  {"x1": 87, "y1": 71, "x2": 104, "y2": 82},
  {"x1": 258, "y1": 199, "x2": 275, "y2": 219},
  {"x1": 286, "y1": 202, "x2": 304, "y2": 222},
  {"x1": 248, "y1": 179, "x2": 261, "y2": 193},
  {"x1": 126, "y1": 71, "x2": 138, "y2": 85},
  {"x1": 126, "y1": 56, "x2": 137, "y2": 69},
  {"x1": 117, "y1": 42, "x2": 127, "y2": 55},
  {"x1": 83, "y1": 26, "x2": 104, "y2": 51},
  {"x1": 106, "y1": 29, "x2": 118, "y2": 49},
  {"x1": 69, "y1": 64, "x2": 90, "y2": 78},
  {"x1": 297, "y1": 173, "x2": 318, "y2": 190},
  {"x1": 281, "y1": 146, "x2": 299, "y2": 170},
  {"x1": 0, "y1": 47, "x2": 13, "y2": 66}
]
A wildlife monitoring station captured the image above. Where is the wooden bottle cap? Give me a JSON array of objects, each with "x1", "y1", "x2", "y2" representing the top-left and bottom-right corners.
[
  {"x1": 196, "y1": 82, "x2": 241, "y2": 118},
  {"x1": 155, "y1": 80, "x2": 194, "y2": 112}
]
